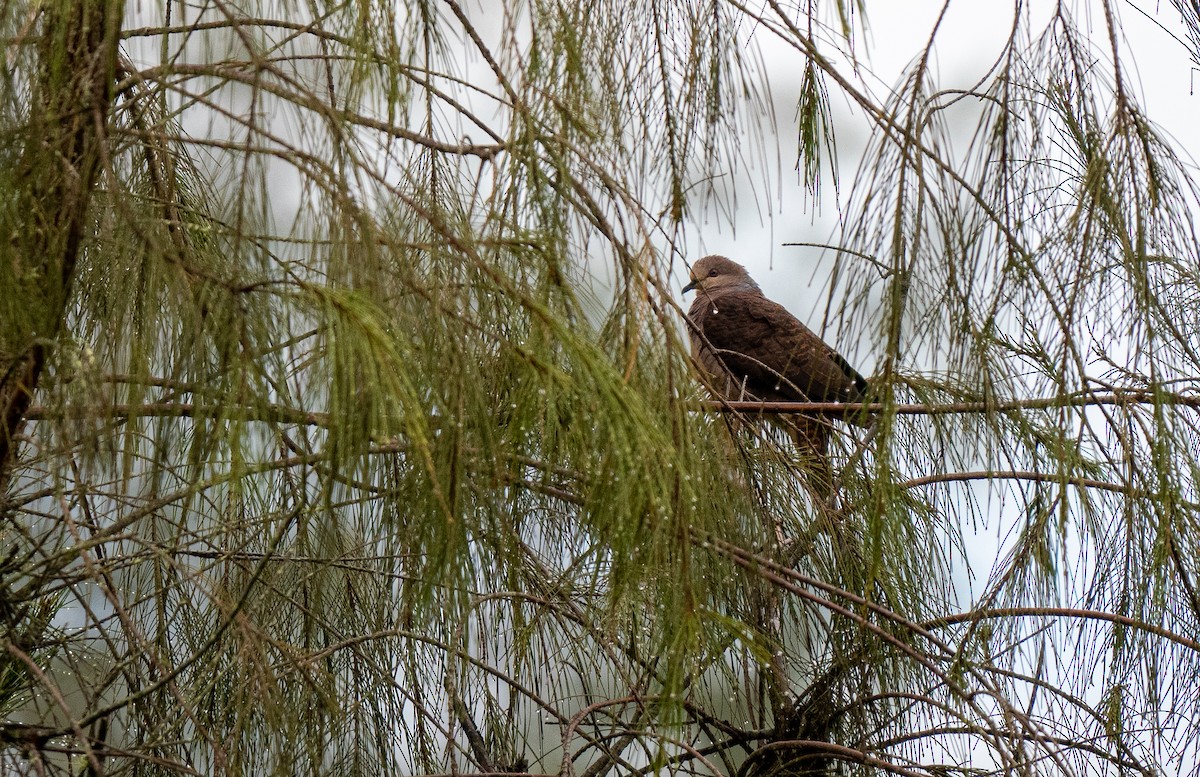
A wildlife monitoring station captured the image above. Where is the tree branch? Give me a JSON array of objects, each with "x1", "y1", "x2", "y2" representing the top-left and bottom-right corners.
[{"x1": 697, "y1": 390, "x2": 1200, "y2": 416}]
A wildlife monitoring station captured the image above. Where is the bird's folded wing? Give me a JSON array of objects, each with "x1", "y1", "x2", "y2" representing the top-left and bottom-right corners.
[{"x1": 693, "y1": 291, "x2": 863, "y2": 402}]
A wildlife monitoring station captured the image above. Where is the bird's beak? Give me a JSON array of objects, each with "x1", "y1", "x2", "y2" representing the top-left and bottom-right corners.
[{"x1": 682, "y1": 277, "x2": 699, "y2": 294}]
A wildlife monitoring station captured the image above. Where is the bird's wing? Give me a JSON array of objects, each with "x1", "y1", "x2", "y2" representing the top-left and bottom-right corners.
[{"x1": 690, "y1": 290, "x2": 864, "y2": 402}]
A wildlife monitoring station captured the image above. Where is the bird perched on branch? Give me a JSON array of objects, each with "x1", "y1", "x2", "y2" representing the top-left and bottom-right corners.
[{"x1": 682, "y1": 255, "x2": 869, "y2": 466}]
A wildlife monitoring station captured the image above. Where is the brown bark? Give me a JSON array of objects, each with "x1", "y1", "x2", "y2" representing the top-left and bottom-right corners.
[{"x1": 0, "y1": 2, "x2": 122, "y2": 487}]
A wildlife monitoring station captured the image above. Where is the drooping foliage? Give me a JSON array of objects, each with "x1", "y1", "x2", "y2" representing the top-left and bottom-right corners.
[{"x1": 1, "y1": 2, "x2": 1199, "y2": 776}]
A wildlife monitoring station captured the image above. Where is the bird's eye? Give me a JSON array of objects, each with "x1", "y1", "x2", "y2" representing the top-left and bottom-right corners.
[{"x1": 707, "y1": 269, "x2": 718, "y2": 277}]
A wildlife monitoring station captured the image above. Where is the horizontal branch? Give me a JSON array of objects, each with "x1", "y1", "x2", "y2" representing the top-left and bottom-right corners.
[
  {"x1": 698, "y1": 390, "x2": 1200, "y2": 416},
  {"x1": 127, "y1": 62, "x2": 506, "y2": 160},
  {"x1": 897, "y1": 470, "x2": 1141, "y2": 496},
  {"x1": 24, "y1": 402, "x2": 327, "y2": 427},
  {"x1": 924, "y1": 607, "x2": 1200, "y2": 653},
  {"x1": 27, "y1": 389, "x2": 1197, "y2": 429}
]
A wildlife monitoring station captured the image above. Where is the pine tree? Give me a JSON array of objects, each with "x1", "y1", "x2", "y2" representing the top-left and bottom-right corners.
[{"x1": 1, "y1": 2, "x2": 1198, "y2": 775}]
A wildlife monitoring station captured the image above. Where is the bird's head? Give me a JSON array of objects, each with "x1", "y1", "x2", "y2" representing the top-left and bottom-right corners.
[{"x1": 682, "y1": 255, "x2": 761, "y2": 295}]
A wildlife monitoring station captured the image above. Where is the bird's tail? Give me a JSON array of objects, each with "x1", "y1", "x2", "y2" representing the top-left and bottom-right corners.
[{"x1": 787, "y1": 416, "x2": 835, "y2": 502}]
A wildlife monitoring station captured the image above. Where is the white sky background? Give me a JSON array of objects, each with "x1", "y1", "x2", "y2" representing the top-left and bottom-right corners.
[
  {"x1": 681, "y1": 6, "x2": 1199, "y2": 763},
  {"x1": 104, "y1": 2, "x2": 1200, "y2": 769},
  {"x1": 679, "y1": 1, "x2": 1199, "y2": 611},
  {"x1": 689, "y1": 0, "x2": 1200, "y2": 336},
  {"x1": 124, "y1": 0, "x2": 1200, "y2": 629}
]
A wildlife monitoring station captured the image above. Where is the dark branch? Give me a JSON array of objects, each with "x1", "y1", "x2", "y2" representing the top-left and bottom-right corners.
[{"x1": 698, "y1": 390, "x2": 1200, "y2": 416}]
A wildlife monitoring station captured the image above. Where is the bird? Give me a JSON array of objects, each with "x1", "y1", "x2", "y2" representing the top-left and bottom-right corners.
[{"x1": 682, "y1": 255, "x2": 869, "y2": 469}]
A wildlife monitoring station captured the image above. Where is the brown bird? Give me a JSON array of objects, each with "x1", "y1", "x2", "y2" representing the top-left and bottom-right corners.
[{"x1": 683, "y1": 255, "x2": 868, "y2": 465}]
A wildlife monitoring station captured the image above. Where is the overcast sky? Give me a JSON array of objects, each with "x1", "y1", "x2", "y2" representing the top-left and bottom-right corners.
[
  {"x1": 690, "y1": 1, "x2": 1200, "y2": 337},
  {"x1": 678, "y1": 1, "x2": 1199, "y2": 610}
]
